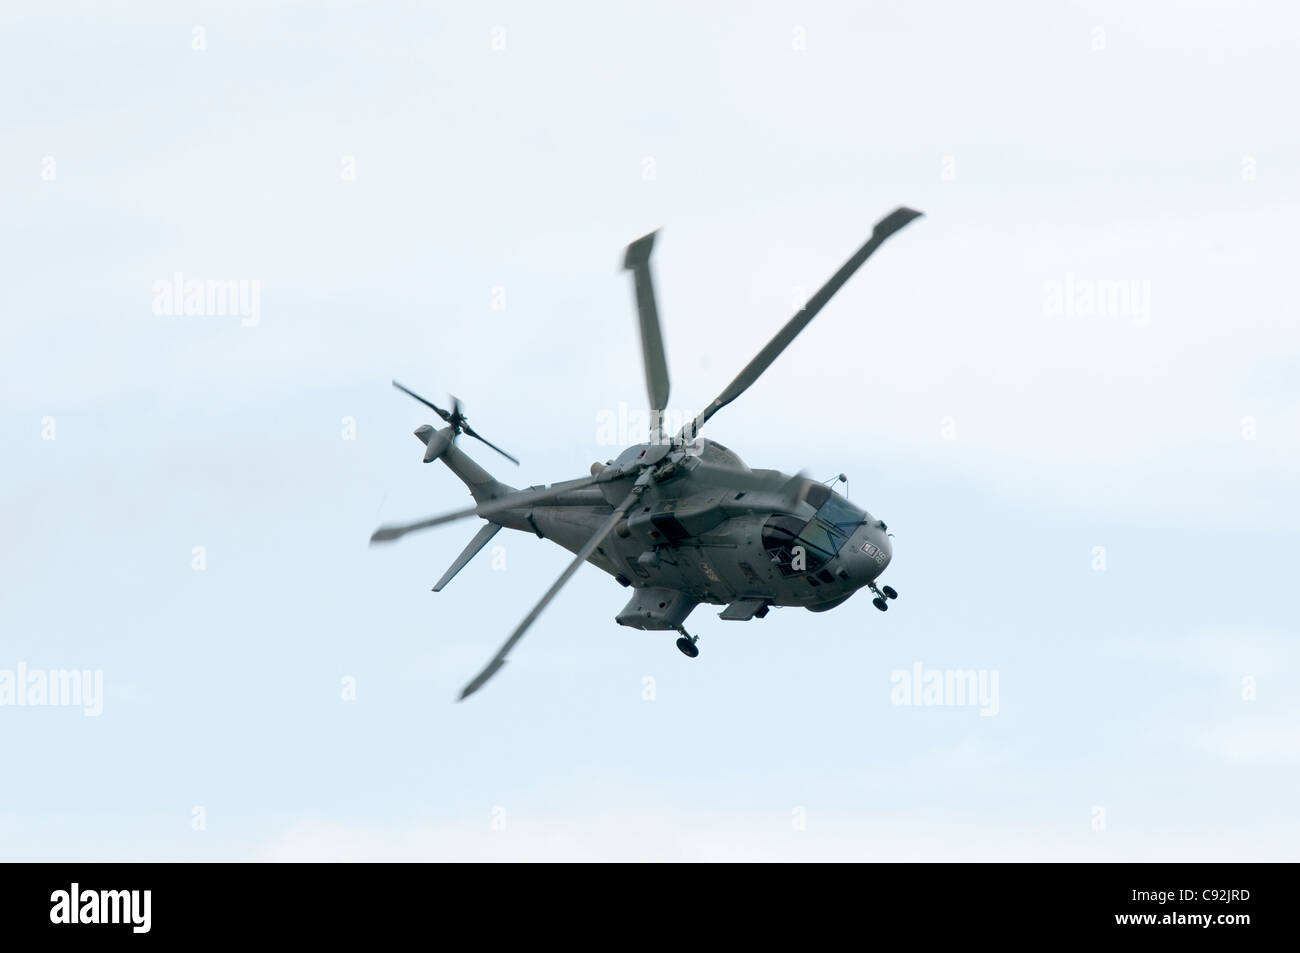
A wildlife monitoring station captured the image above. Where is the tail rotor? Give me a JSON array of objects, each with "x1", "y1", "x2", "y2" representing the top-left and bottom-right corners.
[{"x1": 392, "y1": 380, "x2": 520, "y2": 465}]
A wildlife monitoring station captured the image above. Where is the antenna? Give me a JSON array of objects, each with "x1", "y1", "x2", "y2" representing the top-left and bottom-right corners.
[{"x1": 823, "y1": 472, "x2": 849, "y2": 498}]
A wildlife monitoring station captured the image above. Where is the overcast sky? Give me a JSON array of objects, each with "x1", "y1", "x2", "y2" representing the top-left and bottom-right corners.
[{"x1": 2, "y1": 0, "x2": 1297, "y2": 860}]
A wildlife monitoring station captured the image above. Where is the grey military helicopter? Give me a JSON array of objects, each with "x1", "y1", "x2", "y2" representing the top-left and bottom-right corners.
[{"x1": 371, "y1": 206, "x2": 923, "y2": 699}]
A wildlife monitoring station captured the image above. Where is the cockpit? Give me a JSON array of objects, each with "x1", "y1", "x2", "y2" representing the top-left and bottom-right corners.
[{"x1": 761, "y1": 482, "x2": 867, "y2": 576}]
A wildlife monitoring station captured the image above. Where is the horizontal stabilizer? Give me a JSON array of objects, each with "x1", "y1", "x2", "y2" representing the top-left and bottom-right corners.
[{"x1": 433, "y1": 523, "x2": 501, "y2": 592}]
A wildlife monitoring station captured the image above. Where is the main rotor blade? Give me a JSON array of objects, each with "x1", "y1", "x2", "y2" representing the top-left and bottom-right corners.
[
  {"x1": 460, "y1": 422, "x2": 521, "y2": 466},
  {"x1": 459, "y1": 483, "x2": 645, "y2": 700},
  {"x1": 392, "y1": 380, "x2": 453, "y2": 423},
  {"x1": 623, "y1": 230, "x2": 671, "y2": 441},
  {"x1": 679, "y1": 207, "x2": 923, "y2": 441},
  {"x1": 369, "y1": 473, "x2": 610, "y2": 544}
]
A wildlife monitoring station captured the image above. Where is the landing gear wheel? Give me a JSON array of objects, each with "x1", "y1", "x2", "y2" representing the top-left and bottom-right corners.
[
  {"x1": 676, "y1": 636, "x2": 700, "y2": 658},
  {"x1": 882, "y1": 585, "x2": 897, "y2": 600},
  {"x1": 872, "y1": 596, "x2": 889, "y2": 612}
]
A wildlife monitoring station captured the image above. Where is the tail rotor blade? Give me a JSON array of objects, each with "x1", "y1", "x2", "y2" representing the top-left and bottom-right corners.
[
  {"x1": 680, "y1": 207, "x2": 922, "y2": 441},
  {"x1": 392, "y1": 380, "x2": 453, "y2": 423},
  {"x1": 393, "y1": 382, "x2": 518, "y2": 464},
  {"x1": 460, "y1": 423, "x2": 520, "y2": 466},
  {"x1": 459, "y1": 483, "x2": 645, "y2": 700}
]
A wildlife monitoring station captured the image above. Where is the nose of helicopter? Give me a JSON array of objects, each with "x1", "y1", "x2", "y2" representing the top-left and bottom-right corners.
[{"x1": 852, "y1": 523, "x2": 892, "y2": 581}]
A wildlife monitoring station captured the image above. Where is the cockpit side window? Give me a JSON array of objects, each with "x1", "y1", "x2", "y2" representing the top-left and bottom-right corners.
[
  {"x1": 761, "y1": 490, "x2": 866, "y2": 577},
  {"x1": 761, "y1": 514, "x2": 803, "y2": 553},
  {"x1": 762, "y1": 514, "x2": 814, "y2": 575},
  {"x1": 798, "y1": 520, "x2": 842, "y2": 563},
  {"x1": 763, "y1": 514, "x2": 836, "y2": 575}
]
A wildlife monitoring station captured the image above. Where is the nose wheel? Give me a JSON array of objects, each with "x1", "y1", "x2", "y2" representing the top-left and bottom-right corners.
[
  {"x1": 870, "y1": 583, "x2": 898, "y2": 612},
  {"x1": 674, "y1": 627, "x2": 700, "y2": 658}
]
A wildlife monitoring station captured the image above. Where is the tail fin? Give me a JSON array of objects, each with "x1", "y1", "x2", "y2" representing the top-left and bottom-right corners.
[{"x1": 414, "y1": 426, "x2": 515, "y2": 504}]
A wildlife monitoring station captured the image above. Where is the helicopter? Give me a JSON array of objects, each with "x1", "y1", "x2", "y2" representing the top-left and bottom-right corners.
[{"x1": 370, "y1": 206, "x2": 923, "y2": 699}]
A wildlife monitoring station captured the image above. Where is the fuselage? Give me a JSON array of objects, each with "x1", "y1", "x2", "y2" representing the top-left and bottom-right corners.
[{"x1": 487, "y1": 438, "x2": 892, "y2": 614}]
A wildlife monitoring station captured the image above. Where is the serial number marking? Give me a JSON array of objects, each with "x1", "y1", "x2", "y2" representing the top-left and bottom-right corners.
[{"x1": 861, "y1": 542, "x2": 887, "y2": 565}]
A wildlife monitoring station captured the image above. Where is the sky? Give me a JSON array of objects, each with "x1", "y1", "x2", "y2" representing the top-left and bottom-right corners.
[{"x1": 1, "y1": 0, "x2": 1297, "y2": 860}]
